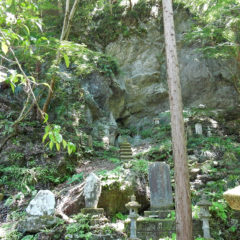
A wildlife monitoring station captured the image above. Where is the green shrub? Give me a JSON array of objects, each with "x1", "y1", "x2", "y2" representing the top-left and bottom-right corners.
[{"x1": 65, "y1": 214, "x2": 92, "y2": 240}]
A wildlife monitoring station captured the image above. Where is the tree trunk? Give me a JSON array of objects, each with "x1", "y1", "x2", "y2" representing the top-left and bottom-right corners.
[
  {"x1": 42, "y1": 0, "x2": 79, "y2": 114},
  {"x1": 162, "y1": 0, "x2": 193, "y2": 239}
]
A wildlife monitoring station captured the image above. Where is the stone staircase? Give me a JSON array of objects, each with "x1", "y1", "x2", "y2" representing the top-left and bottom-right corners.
[{"x1": 119, "y1": 142, "x2": 133, "y2": 160}]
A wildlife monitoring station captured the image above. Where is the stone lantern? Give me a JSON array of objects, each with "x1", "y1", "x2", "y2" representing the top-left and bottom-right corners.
[
  {"x1": 197, "y1": 195, "x2": 212, "y2": 239},
  {"x1": 125, "y1": 195, "x2": 141, "y2": 240}
]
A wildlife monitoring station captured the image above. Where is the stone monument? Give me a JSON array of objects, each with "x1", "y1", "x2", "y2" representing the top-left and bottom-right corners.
[
  {"x1": 195, "y1": 123, "x2": 203, "y2": 135},
  {"x1": 125, "y1": 162, "x2": 175, "y2": 240},
  {"x1": 144, "y1": 162, "x2": 173, "y2": 218},
  {"x1": 81, "y1": 173, "x2": 108, "y2": 224},
  {"x1": 83, "y1": 173, "x2": 101, "y2": 208}
]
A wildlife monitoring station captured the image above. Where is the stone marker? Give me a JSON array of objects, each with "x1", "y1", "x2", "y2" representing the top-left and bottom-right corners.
[
  {"x1": 26, "y1": 190, "x2": 55, "y2": 216},
  {"x1": 195, "y1": 123, "x2": 203, "y2": 135},
  {"x1": 148, "y1": 162, "x2": 173, "y2": 210},
  {"x1": 82, "y1": 173, "x2": 108, "y2": 225},
  {"x1": 207, "y1": 127, "x2": 212, "y2": 137},
  {"x1": 153, "y1": 118, "x2": 160, "y2": 125},
  {"x1": 84, "y1": 173, "x2": 102, "y2": 208},
  {"x1": 223, "y1": 185, "x2": 240, "y2": 210}
]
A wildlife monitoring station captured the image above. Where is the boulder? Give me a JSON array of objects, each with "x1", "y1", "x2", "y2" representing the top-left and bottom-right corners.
[{"x1": 26, "y1": 190, "x2": 55, "y2": 216}]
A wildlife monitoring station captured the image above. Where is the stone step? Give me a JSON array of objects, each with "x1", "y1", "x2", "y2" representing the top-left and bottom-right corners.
[
  {"x1": 121, "y1": 156, "x2": 133, "y2": 160},
  {"x1": 120, "y1": 155, "x2": 133, "y2": 157},
  {"x1": 119, "y1": 143, "x2": 131, "y2": 147},
  {"x1": 120, "y1": 151, "x2": 132, "y2": 154},
  {"x1": 120, "y1": 147, "x2": 132, "y2": 150}
]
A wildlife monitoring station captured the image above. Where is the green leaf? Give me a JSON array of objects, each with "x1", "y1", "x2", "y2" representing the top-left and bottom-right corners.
[
  {"x1": 45, "y1": 125, "x2": 50, "y2": 133},
  {"x1": 67, "y1": 145, "x2": 72, "y2": 155},
  {"x1": 67, "y1": 142, "x2": 76, "y2": 155},
  {"x1": 48, "y1": 132, "x2": 54, "y2": 142},
  {"x1": 41, "y1": 82, "x2": 51, "y2": 89},
  {"x1": 62, "y1": 139, "x2": 67, "y2": 149},
  {"x1": 56, "y1": 142, "x2": 60, "y2": 151},
  {"x1": 42, "y1": 132, "x2": 49, "y2": 143},
  {"x1": 54, "y1": 132, "x2": 63, "y2": 143},
  {"x1": 43, "y1": 113, "x2": 48, "y2": 124},
  {"x1": 10, "y1": 82, "x2": 15, "y2": 92},
  {"x1": 1, "y1": 42, "x2": 8, "y2": 55},
  {"x1": 63, "y1": 53, "x2": 70, "y2": 68},
  {"x1": 49, "y1": 141, "x2": 54, "y2": 150},
  {"x1": 23, "y1": 24, "x2": 30, "y2": 35}
]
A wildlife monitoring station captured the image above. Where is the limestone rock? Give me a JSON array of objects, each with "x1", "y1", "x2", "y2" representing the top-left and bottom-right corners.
[
  {"x1": 106, "y1": 16, "x2": 238, "y2": 128},
  {"x1": 26, "y1": 190, "x2": 55, "y2": 216},
  {"x1": 84, "y1": 173, "x2": 102, "y2": 208},
  {"x1": 17, "y1": 216, "x2": 58, "y2": 233},
  {"x1": 224, "y1": 186, "x2": 240, "y2": 210}
]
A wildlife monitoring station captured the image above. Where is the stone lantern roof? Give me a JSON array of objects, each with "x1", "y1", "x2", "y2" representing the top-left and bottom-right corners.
[
  {"x1": 197, "y1": 196, "x2": 211, "y2": 207},
  {"x1": 125, "y1": 195, "x2": 141, "y2": 210}
]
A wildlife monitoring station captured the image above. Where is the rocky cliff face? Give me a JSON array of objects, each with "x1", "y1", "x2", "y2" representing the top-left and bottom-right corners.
[{"x1": 83, "y1": 9, "x2": 238, "y2": 133}]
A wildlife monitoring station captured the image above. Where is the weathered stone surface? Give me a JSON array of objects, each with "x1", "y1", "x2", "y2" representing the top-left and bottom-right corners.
[
  {"x1": 26, "y1": 190, "x2": 55, "y2": 216},
  {"x1": 56, "y1": 182, "x2": 85, "y2": 217},
  {"x1": 224, "y1": 186, "x2": 240, "y2": 210},
  {"x1": 148, "y1": 162, "x2": 173, "y2": 210},
  {"x1": 84, "y1": 173, "x2": 102, "y2": 208},
  {"x1": 17, "y1": 216, "x2": 58, "y2": 233},
  {"x1": 106, "y1": 14, "x2": 238, "y2": 128},
  {"x1": 98, "y1": 172, "x2": 150, "y2": 216}
]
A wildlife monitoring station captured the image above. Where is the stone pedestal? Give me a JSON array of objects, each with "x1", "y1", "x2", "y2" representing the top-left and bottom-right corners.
[
  {"x1": 120, "y1": 142, "x2": 133, "y2": 161},
  {"x1": 124, "y1": 218, "x2": 203, "y2": 240},
  {"x1": 144, "y1": 209, "x2": 173, "y2": 219},
  {"x1": 81, "y1": 208, "x2": 109, "y2": 225}
]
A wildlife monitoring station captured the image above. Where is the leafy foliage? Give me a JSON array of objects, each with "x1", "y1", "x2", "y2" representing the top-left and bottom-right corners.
[{"x1": 65, "y1": 213, "x2": 92, "y2": 240}]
